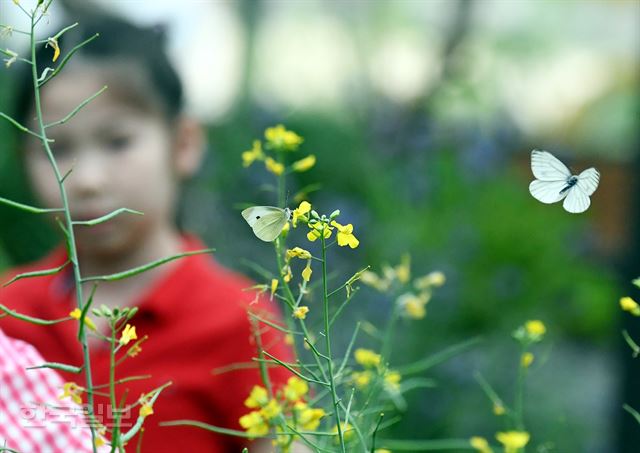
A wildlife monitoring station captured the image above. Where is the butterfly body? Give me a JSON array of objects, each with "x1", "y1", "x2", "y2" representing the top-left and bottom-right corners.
[
  {"x1": 528, "y1": 150, "x2": 599, "y2": 214},
  {"x1": 241, "y1": 206, "x2": 291, "y2": 242},
  {"x1": 559, "y1": 175, "x2": 578, "y2": 195}
]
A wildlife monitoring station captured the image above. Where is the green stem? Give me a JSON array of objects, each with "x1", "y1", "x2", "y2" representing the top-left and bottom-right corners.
[
  {"x1": 250, "y1": 316, "x2": 274, "y2": 398},
  {"x1": 28, "y1": 12, "x2": 98, "y2": 452},
  {"x1": 514, "y1": 346, "x2": 527, "y2": 431},
  {"x1": 109, "y1": 326, "x2": 121, "y2": 452},
  {"x1": 321, "y1": 228, "x2": 345, "y2": 452},
  {"x1": 380, "y1": 304, "x2": 400, "y2": 362}
]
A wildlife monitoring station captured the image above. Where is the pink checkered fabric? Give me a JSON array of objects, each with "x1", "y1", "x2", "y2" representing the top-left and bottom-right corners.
[{"x1": 0, "y1": 328, "x2": 104, "y2": 452}]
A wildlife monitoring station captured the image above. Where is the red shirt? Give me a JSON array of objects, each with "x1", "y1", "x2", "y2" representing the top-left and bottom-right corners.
[{"x1": 0, "y1": 236, "x2": 293, "y2": 452}]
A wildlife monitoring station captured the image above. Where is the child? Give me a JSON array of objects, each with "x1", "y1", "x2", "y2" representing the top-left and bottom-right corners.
[{"x1": 0, "y1": 8, "x2": 293, "y2": 452}]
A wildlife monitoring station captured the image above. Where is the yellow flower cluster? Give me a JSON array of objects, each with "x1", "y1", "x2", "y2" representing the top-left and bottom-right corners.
[
  {"x1": 288, "y1": 200, "x2": 360, "y2": 249},
  {"x1": 138, "y1": 393, "x2": 154, "y2": 418},
  {"x1": 239, "y1": 377, "x2": 325, "y2": 448},
  {"x1": 241, "y1": 125, "x2": 315, "y2": 176},
  {"x1": 59, "y1": 382, "x2": 84, "y2": 405},
  {"x1": 620, "y1": 296, "x2": 640, "y2": 316},
  {"x1": 360, "y1": 255, "x2": 445, "y2": 320},
  {"x1": 351, "y1": 348, "x2": 402, "y2": 393},
  {"x1": 119, "y1": 324, "x2": 138, "y2": 345},
  {"x1": 513, "y1": 320, "x2": 546, "y2": 345},
  {"x1": 69, "y1": 308, "x2": 97, "y2": 331},
  {"x1": 470, "y1": 431, "x2": 529, "y2": 453}
]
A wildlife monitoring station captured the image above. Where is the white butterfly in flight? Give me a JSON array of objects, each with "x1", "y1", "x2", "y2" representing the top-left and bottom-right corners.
[
  {"x1": 529, "y1": 150, "x2": 600, "y2": 214},
  {"x1": 242, "y1": 206, "x2": 291, "y2": 242}
]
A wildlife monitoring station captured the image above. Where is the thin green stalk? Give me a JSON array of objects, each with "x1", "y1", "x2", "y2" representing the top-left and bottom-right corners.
[
  {"x1": 251, "y1": 316, "x2": 274, "y2": 398},
  {"x1": 514, "y1": 345, "x2": 526, "y2": 431},
  {"x1": 380, "y1": 304, "x2": 400, "y2": 362},
  {"x1": 109, "y1": 326, "x2": 121, "y2": 453},
  {"x1": 274, "y1": 242, "x2": 328, "y2": 383},
  {"x1": 321, "y1": 228, "x2": 345, "y2": 452},
  {"x1": 28, "y1": 10, "x2": 98, "y2": 451}
]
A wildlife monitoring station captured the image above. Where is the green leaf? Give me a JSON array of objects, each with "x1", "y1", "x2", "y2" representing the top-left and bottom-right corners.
[
  {"x1": 3, "y1": 260, "x2": 70, "y2": 287},
  {"x1": 27, "y1": 362, "x2": 83, "y2": 373},
  {"x1": 159, "y1": 420, "x2": 270, "y2": 439},
  {"x1": 623, "y1": 404, "x2": 640, "y2": 425},
  {"x1": 377, "y1": 438, "x2": 477, "y2": 451},
  {"x1": 0, "y1": 195, "x2": 62, "y2": 214},
  {"x1": 0, "y1": 304, "x2": 69, "y2": 325},
  {"x1": 82, "y1": 249, "x2": 214, "y2": 282},
  {"x1": 397, "y1": 336, "x2": 482, "y2": 375},
  {"x1": 72, "y1": 207, "x2": 142, "y2": 226}
]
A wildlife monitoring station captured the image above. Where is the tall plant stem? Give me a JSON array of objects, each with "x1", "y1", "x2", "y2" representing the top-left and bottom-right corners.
[
  {"x1": 28, "y1": 10, "x2": 98, "y2": 452},
  {"x1": 321, "y1": 230, "x2": 345, "y2": 452}
]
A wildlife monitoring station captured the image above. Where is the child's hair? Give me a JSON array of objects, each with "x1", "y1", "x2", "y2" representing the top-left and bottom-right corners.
[{"x1": 13, "y1": 6, "x2": 183, "y2": 128}]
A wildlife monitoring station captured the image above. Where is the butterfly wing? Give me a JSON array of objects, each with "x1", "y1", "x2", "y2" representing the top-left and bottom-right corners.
[
  {"x1": 242, "y1": 206, "x2": 288, "y2": 242},
  {"x1": 563, "y1": 186, "x2": 591, "y2": 213},
  {"x1": 531, "y1": 150, "x2": 572, "y2": 181},
  {"x1": 529, "y1": 180, "x2": 569, "y2": 204},
  {"x1": 576, "y1": 168, "x2": 600, "y2": 196}
]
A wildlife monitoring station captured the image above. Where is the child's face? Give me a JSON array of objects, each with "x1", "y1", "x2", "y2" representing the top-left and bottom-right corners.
[{"x1": 24, "y1": 65, "x2": 180, "y2": 257}]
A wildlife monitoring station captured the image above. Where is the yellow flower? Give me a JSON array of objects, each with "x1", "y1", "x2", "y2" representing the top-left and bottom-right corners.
[
  {"x1": 69, "y1": 308, "x2": 97, "y2": 331},
  {"x1": 270, "y1": 279, "x2": 279, "y2": 299},
  {"x1": 396, "y1": 292, "x2": 429, "y2": 320},
  {"x1": 284, "y1": 376, "x2": 309, "y2": 402},
  {"x1": 292, "y1": 154, "x2": 316, "y2": 172},
  {"x1": 307, "y1": 222, "x2": 332, "y2": 242},
  {"x1": 360, "y1": 270, "x2": 391, "y2": 292},
  {"x1": 302, "y1": 261, "x2": 312, "y2": 282},
  {"x1": 94, "y1": 425, "x2": 107, "y2": 447},
  {"x1": 414, "y1": 271, "x2": 446, "y2": 290},
  {"x1": 286, "y1": 247, "x2": 312, "y2": 260},
  {"x1": 331, "y1": 221, "x2": 359, "y2": 248},
  {"x1": 331, "y1": 422, "x2": 354, "y2": 442},
  {"x1": 493, "y1": 403, "x2": 506, "y2": 415},
  {"x1": 351, "y1": 370, "x2": 373, "y2": 389},
  {"x1": 242, "y1": 140, "x2": 264, "y2": 167},
  {"x1": 47, "y1": 37, "x2": 60, "y2": 62},
  {"x1": 470, "y1": 436, "x2": 493, "y2": 453},
  {"x1": 395, "y1": 254, "x2": 411, "y2": 284},
  {"x1": 292, "y1": 201, "x2": 311, "y2": 227},
  {"x1": 293, "y1": 306, "x2": 309, "y2": 320},
  {"x1": 496, "y1": 431, "x2": 530, "y2": 453},
  {"x1": 260, "y1": 399, "x2": 282, "y2": 420},
  {"x1": 284, "y1": 334, "x2": 294, "y2": 345},
  {"x1": 265, "y1": 124, "x2": 303, "y2": 151},
  {"x1": 59, "y1": 382, "x2": 83, "y2": 405},
  {"x1": 282, "y1": 264, "x2": 293, "y2": 283},
  {"x1": 521, "y1": 352, "x2": 534, "y2": 368},
  {"x1": 354, "y1": 348, "x2": 381, "y2": 368},
  {"x1": 620, "y1": 297, "x2": 640, "y2": 316},
  {"x1": 244, "y1": 385, "x2": 269, "y2": 408},
  {"x1": 239, "y1": 410, "x2": 269, "y2": 437},
  {"x1": 265, "y1": 157, "x2": 284, "y2": 175},
  {"x1": 138, "y1": 395, "x2": 153, "y2": 417},
  {"x1": 525, "y1": 320, "x2": 546, "y2": 339},
  {"x1": 295, "y1": 402, "x2": 325, "y2": 430},
  {"x1": 119, "y1": 324, "x2": 137, "y2": 345},
  {"x1": 384, "y1": 370, "x2": 401, "y2": 391}
]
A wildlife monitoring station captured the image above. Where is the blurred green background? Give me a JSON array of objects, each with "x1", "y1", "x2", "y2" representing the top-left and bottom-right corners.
[{"x1": 1, "y1": 1, "x2": 638, "y2": 452}]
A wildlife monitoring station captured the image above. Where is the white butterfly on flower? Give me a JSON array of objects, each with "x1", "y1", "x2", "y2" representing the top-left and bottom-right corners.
[
  {"x1": 242, "y1": 206, "x2": 291, "y2": 242},
  {"x1": 529, "y1": 150, "x2": 600, "y2": 214}
]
